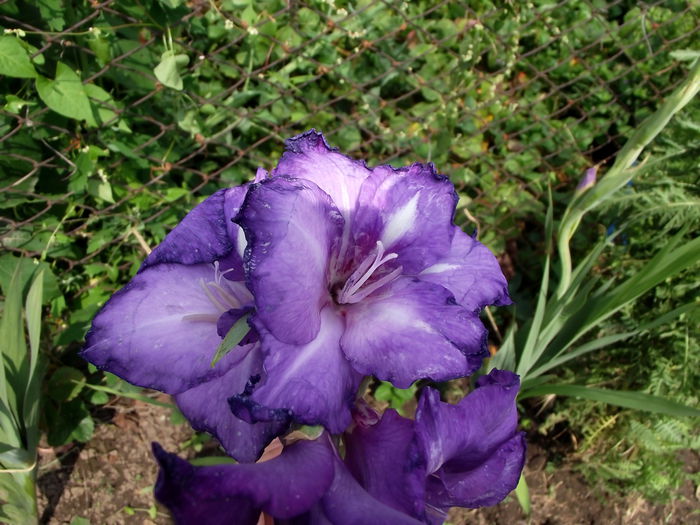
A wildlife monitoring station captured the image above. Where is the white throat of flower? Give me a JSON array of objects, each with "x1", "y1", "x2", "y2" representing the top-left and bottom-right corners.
[
  {"x1": 183, "y1": 261, "x2": 252, "y2": 322},
  {"x1": 336, "y1": 241, "x2": 402, "y2": 304}
]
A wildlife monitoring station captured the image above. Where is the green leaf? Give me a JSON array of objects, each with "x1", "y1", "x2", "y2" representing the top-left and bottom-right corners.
[
  {"x1": 37, "y1": 0, "x2": 65, "y2": 31},
  {"x1": 515, "y1": 473, "x2": 531, "y2": 516},
  {"x1": 0, "y1": 255, "x2": 61, "y2": 304},
  {"x1": 0, "y1": 260, "x2": 24, "y2": 447},
  {"x1": 528, "y1": 301, "x2": 698, "y2": 378},
  {"x1": 0, "y1": 36, "x2": 37, "y2": 78},
  {"x1": 549, "y1": 231, "x2": 700, "y2": 355},
  {"x1": 35, "y1": 63, "x2": 95, "y2": 124},
  {"x1": 189, "y1": 456, "x2": 237, "y2": 466},
  {"x1": 210, "y1": 314, "x2": 251, "y2": 367},
  {"x1": 47, "y1": 367, "x2": 85, "y2": 402},
  {"x1": 0, "y1": 258, "x2": 26, "y2": 417},
  {"x1": 84, "y1": 83, "x2": 126, "y2": 130},
  {"x1": 22, "y1": 270, "x2": 45, "y2": 452},
  {"x1": 154, "y1": 50, "x2": 189, "y2": 91},
  {"x1": 516, "y1": 256, "x2": 550, "y2": 376},
  {"x1": 519, "y1": 384, "x2": 700, "y2": 418},
  {"x1": 374, "y1": 382, "x2": 417, "y2": 415},
  {"x1": 3, "y1": 95, "x2": 35, "y2": 114},
  {"x1": 70, "y1": 412, "x2": 95, "y2": 442},
  {"x1": 87, "y1": 177, "x2": 115, "y2": 203},
  {"x1": 88, "y1": 390, "x2": 109, "y2": 405},
  {"x1": 24, "y1": 270, "x2": 43, "y2": 363},
  {"x1": 158, "y1": 0, "x2": 183, "y2": 7},
  {"x1": 669, "y1": 49, "x2": 700, "y2": 61},
  {"x1": 82, "y1": 382, "x2": 174, "y2": 409},
  {"x1": 488, "y1": 323, "x2": 517, "y2": 372},
  {"x1": 46, "y1": 399, "x2": 94, "y2": 446}
]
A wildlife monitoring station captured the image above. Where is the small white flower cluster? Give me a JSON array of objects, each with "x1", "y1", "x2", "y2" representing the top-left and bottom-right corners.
[{"x1": 4, "y1": 28, "x2": 26, "y2": 37}]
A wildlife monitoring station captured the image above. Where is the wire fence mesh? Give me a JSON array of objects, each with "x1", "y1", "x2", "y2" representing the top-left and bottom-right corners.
[{"x1": 1, "y1": 0, "x2": 698, "y2": 304}]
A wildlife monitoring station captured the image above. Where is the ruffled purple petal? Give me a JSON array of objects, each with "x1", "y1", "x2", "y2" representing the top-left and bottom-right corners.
[
  {"x1": 174, "y1": 344, "x2": 287, "y2": 463},
  {"x1": 82, "y1": 263, "x2": 242, "y2": 394},
  {"x1": 425, "y1": 432, "x2": 526, "y2": 510},
  {"x1": 143, "y1": 186, "x2": 248, "y2": 281},
  {"x1": 230, "y1": 307, "x2": 361, "y2": 433},
  {"x1": 272, "y1": 130, "x2": 371, "y2": 229},
  {"x1": 344, "y1": 409, "x2": 425, "y2": 519},
  {"x1": 315, "y1": 456, "x2": 425, "y2": 525},
  {"x1": 341, "y1": 277, "x2": 489, "y2": 388},
  {"x1": 419, "y1": 228, "x2": 511, "y2": 312},
  {"x1": 153, "y1": 437, "x2": 334, "y2": 524},
  {"x1": 416, "y1": 369, "x2": 525, "y2": 509},
  {"x1": 236, "y1": 176, "x2": 343, "y2": 346},
  {"x1": 351, "y1": 163, "x2": 457, "y2": 274}
]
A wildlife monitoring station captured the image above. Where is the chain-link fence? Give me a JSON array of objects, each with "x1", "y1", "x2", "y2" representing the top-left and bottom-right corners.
[{"x1": 1, "y1": 0, "x2": 698, "y2": 306}]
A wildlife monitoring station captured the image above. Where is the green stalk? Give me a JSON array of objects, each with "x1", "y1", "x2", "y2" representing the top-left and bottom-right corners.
[{"x1": 555, "y1": 59, "x2": 700, "y2": 298}]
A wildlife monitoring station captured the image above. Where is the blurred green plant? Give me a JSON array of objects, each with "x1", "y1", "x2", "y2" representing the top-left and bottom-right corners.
[
  {"x1": 487, "y1": 57, "x2": 700, "y2": 512},
  {"x1": 535, "y1": 101, "x2": 700, "y2": 501},
  {"x1": 490, "y1": 59, "x2": 700, "y2": 415}
]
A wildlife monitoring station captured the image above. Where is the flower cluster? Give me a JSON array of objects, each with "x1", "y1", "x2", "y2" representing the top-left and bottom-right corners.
[{"x1": 82, "y1": 130, "x2": 524, "y2": 524}]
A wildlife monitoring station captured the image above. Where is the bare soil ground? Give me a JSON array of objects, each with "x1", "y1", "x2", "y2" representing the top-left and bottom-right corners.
[{"x1": 36, "y1": 397, "x2": 699, "y2": 524}]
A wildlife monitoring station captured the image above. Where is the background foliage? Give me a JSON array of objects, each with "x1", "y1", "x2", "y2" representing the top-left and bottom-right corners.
[{"x1": 0, "y1": 0, "x2": 698, "y2": 510}]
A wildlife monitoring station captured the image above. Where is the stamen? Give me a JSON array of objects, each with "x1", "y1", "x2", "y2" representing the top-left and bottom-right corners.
[
  {"x1": 183, "y1": 263, "x2": 254, "y2": 323},
  {"x1": 208, "y1": 281, "x2": 240, "y2": 308},
  {"x1": 199, "y1": 278, "x2": 229, "y2": 312},
  {"x1": 343, "y1": 266, "x2": 402, "y2": 304},
  {"x1": 337, "y1": 241, "x2": 401, "y2": 304},
  {"x1": 182, "y1": 313, "x2": 220, "y2": 323},
  {"x1": 227, "y1": 280, "x2": 254, "y2": 305},
  {"x1": 213, "y1": 260, "x2": 235, "y2": 285}
]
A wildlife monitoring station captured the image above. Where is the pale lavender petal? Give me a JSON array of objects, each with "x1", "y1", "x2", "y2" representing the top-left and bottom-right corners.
[
  {"x1": 143, "y1": 186, "x2": 248, "y2": 281},
  {"x1": 272, "y1": 130, "x2": 371, "y2": 228},
  {"x1": 230, "y1": 307, "x2": 362, "y2": 433},
  {"x1": 317, "y1": 456, "x2": 425, "y2": 525},
  {"x1": 419, "y1": 228, "x2": 511, "y2": 312},
  {"x1": 344, "y1": 409, "x2": 425, "y2": 519},
  {"x1": 174, "y1": 344, "x2": 287, "y2": 463},
  {"x1": 153, "y1": 437, "x2": 334, "y2": 524},
  {"x1": 82, "y1": 263, "x2": 243, "y2": 394},
  {"x1": 341, "y1": 277, "x2": 488, "y2": 388},
  {"x1": 236, "y1": 176, "x2": 343, "y2": 346},
  {"x1": 416, "y1": 369, "x2": 525, "y2": 509},
  {"x1": 351, "y1": 163, "x2": 457, "y2": 274}
]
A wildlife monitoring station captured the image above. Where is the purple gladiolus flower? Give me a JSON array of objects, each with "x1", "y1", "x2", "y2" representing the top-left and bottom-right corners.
[
  {"x1": 229, "y1": 130, "x2": 511, "y2": 433},
  {"x1": 153, "y1": 369, "x2": 525, "y2": 525},
  {"x1": 81, "y1": 129, "x2": 511, "y2": 460},
  {"x1": 81, "y1": 170, "x2": 287, "y2": 462}
]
